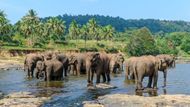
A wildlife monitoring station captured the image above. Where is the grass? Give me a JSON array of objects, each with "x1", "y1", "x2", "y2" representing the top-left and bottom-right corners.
[{"x1": 1, "y1": 39, "x2": 127, "y2": 53}]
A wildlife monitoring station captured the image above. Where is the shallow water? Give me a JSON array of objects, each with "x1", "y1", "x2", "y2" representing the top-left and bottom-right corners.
[{"x1": 0, "y1": 64, "x2": 189, "y2": 107}]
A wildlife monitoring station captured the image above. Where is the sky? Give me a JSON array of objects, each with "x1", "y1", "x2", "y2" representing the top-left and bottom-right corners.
[{"x1": 0, "y1": 0, "x2": 190, "y2": 23}]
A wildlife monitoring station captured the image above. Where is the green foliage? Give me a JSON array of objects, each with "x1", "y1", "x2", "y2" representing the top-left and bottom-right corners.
[
  {"x1": 69, "y1": 20, "x2": 80, "y2": 40},
  {"x1": 126, "y1": 27, "x2": 159, "y2": 56},
  {"x1": 181, "y1": 36, "x2": 190, "y2": 53},
  {"x1": 155, "y1": 36, "x2": 178, "y2": 54},
  {"x1": 0, "y1": 10, "x2": 12, "y2": 42}
]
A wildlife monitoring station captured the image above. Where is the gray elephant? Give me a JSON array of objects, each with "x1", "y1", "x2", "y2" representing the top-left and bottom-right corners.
[
  {"x1": 35, "y1": 59, "x2": 64, "y2": 81},
  {"x1": 24, "y1": 53, "x2": 44, "y2": 78},
  {"x1": 52, "y1": 53, "x2": 69, "y2": 77},
  {"x1": 68, "y1": 53, "x2": 89, "y2": 76},
  {"x1": 133, "y1": 55, "x2": 162, "y2": 90},
  {"x1": 87, "y1": 52, "x2": 111, "y2": 86},
  {"x1": 125, "y1": 57, "x2": 138, "y2": 80},
  {"x1": 108, "y1": 53, "x2": 125, "y2": 74},
  {"x1": 156, "y1": 54, "x2": 176, "y2": 87}
]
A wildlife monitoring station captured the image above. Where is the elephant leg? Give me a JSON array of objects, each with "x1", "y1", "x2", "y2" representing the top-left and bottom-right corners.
[
  {"x1": 163, "y1": 70, "x2": 167, "y2": 87},
  {"x1": 27, "y1": 68, "x2": 30, "y2": 78},
  {"x1": 137, "y1": 72, "x2": 143, "y2": 90},
  {"x1": 125, "y1": 66, "x2": 129, "y2": 80},
  {"x1": 87, "y1": 67, "x2": 92, "y2": 85},
  {"x1": 76, "y1": 65, "x2": 81, "y2": 76},
  {"x1": 102, "y1": 73, "x2": 106, "y2": 83},
  {"x1": 153, "y1": 71, "x2": 158, "y2": 89},
  {"x1": 96, "y1": 74, "x2": 101, "y2": 84},
  {"x1": 106, "y1": 73, "x2": 111, "y2": 83},
  {"x1": 91, "y1": 70, "x2": 94, "y2": 84},
  {"x1": 147, "y1": 76, "x2": 153, "y2": 88},
  {"x1": 31, "y1": 67, "x2": 35, "y2": 78},
  {"x1": 46, "y1": 71, "x2": 51, "y2": 81}
]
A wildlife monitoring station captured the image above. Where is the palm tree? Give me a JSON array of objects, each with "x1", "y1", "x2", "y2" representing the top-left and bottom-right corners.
[
  {"x1": 69, "y1": 20, "x2": 80, "y2": 43},
  {"x1": 87, "y1": 18, "x2": 98, "y2": 40},
  {"x1": 80, "y1": 25, "x2": 89, "y2": 50},
  {"x1": 18, "y1": 9, "x2": 40, "y2": 46},
  {"x1": 0, "y1": 10, "x2": 12, "y2": 41},
  {"x1": 103, "y1": 25, "x2": 115, "y2": 41},
  {"x1": 46, "y1": 17, "x2": 65, "y2": 42}
]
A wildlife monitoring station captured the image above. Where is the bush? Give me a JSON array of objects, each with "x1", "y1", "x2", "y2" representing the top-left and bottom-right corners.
[
  {"x1": 79, "y1": 47, "x2": 98, "y2": 52},
  {"x1": 97, "y1": 43, "x2": 105, "y2": 48},
  {"x1": 105, "y1": 47, "x2": 118, "y2": 53}
]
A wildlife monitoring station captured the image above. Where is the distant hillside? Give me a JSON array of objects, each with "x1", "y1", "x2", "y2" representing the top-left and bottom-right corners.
[{"x1": 42, "y1": 14, "x2": 190, "y2": 33}]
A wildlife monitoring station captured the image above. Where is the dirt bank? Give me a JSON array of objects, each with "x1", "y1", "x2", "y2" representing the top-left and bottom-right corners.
[{"x1": 83, "y1": 94, "x2": 190, "y2": 107}]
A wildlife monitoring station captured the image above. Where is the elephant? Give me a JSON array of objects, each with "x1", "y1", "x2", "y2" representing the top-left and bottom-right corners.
[
  {"x1": 68, "y1": 53, "x2": 89, "y2": 76},
  {"x1": 156, "y1": 54, "x2": 176, "y2": 87},
  {"x1": 108, "y1": 53, "x2": 125, "y2": 74},
  {"x1": 24, "y1": 53, "x2": 44, "y2": 78},
  {"x1": 87, "y1": 52, "x2": 111, "y2": 86},
  {"x1": 125, "y1": 57, "x2": 139, "y2": 80},
  {"x1": 133, "y1": 55, "x2": 162, "y2": 90},
  {"x1": 35, "y1": 59, "x2": 64, "y2": 81},
  {"x1": 52, "y1": 53, "x2": 69, "y2": 77}
]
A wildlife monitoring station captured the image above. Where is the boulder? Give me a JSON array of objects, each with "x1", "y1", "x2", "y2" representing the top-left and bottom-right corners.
[
  {"x1": 83, "y1": 94, "x2": 190, "y2": 107},
  {"x1": 0, "y1": 91, "x2": 50, "y2": 107},
  {"x1": 87, "y1": 83, "x2": 117, "y2": 90}
]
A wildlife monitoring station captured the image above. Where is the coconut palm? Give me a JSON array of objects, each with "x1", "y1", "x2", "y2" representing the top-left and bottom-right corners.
[
  {"x1": 18, "y1": 9, "x2": 40, "y2": 46},
  {"x1": 86, "y1": 18, "x2": 98, "y2": 40},
  {"x1": 0, "y1": 10, "x2": 12, "y2": 41},
  {"x1": 46, "y1": 17, "x2": 65, "y2": 42},
  {"x1": 103, "y1": 25, "x2": 115, "y2": 40},
  {"x1": 80, "y1": 25, "x2": 89, "y2": 50},
  {"x1": 69, "y1": 20, "x2": 80, "y2": 42}
]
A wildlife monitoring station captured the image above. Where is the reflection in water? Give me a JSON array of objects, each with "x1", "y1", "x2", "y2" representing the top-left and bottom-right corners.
[{"x1": 0, "y1": 64, "x2": 190, "y2": 107}]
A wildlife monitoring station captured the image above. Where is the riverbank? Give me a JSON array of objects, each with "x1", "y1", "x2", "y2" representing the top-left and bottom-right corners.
[
  {"x1": 0, "y1": 56, "x2": 24, "y2": 70},
  {"x1": 83, "y1": 94, "x2": 190, "y2": 107}
]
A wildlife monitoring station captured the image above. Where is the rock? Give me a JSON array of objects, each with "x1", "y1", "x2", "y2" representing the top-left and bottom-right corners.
[
  {"x1": 0, "y1": 91, "x2": 50, "y2": 107},
  {"x1": 87, "y1": 83, "x2": 117, "y2": 90},
  {"x1": 0, "y1": 92, "x2": 3, "y2": 98},
  {"x1": 83, "y1": 104, "x2": 104, "y2": 107},
  {"x1": 6, "y1": 92, "x2": 35, "y2": 98},
  {"x1": 83, "y1": 101, "x2": 104, "y2": 107},
  {"x1": 84, "y1": 94, "x2": 190, "y2": 107}
]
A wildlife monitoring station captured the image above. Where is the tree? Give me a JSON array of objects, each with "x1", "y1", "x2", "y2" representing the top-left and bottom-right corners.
[
  {"x1": 103, "y1": 25, "x2": 115, "y2": 40},
  {"x1": 80, "y1": 25, "x2": 89, "y2": 50},
  {"x1": 87, "y1": 18, "x2": 98, "y2": 40},
  {"x1": 68, "y1": 20, "x2": 80, "y2": 40},
  {"x1": 126, "y1": 27, "x2": 159, "y2": 56},
  {"x1": 18, "y1": 9, "x2": 40, "y2": 46},
  {"x1": 46, "y1": 17, "x2": 66, "y2": 42},
  {"x1": 181, "y1": 36, "x2": 190, "y2": 53},
  {"x1": 0, "y1": 10, "x2": 12, "y2": 41}
]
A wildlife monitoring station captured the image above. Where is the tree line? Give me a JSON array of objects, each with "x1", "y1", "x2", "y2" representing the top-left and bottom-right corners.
[{"x1": 0, "y1": 9, "x2": 190, "y2": 56}]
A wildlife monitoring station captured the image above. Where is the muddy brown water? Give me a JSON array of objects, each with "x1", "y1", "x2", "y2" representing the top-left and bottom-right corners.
[{"x1": 0, "y1": 64, "x2": 189, "y2": 107}]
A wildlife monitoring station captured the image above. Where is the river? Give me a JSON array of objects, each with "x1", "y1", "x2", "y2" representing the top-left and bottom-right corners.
[{"x1": 0, "y1": 64, "x2": 189, "y2": 107}]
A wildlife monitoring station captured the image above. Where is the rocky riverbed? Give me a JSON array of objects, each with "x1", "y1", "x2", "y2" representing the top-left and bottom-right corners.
[{"x1": 83, "y1": 94, "x2": 190, "y2": 107}]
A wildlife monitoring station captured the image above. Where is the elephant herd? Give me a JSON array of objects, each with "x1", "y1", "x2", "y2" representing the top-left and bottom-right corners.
[
  {"x1": 24, "y1": 51, "x2": 175, "y2": 91},
  {"x1": 24, "y1": 51, "x2": 125, "y2": 86}
]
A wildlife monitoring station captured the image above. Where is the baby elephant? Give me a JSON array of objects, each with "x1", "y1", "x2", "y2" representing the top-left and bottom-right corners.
[{"x1": 36, "y1": 59, "x2": 64, "y2": 81}]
